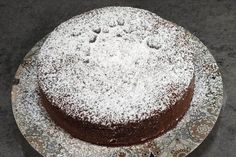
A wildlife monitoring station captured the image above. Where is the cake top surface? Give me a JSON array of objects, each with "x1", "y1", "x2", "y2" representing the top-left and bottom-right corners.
[{"x1": 37, "y1": 7, "x2": 194, "y2": 125}]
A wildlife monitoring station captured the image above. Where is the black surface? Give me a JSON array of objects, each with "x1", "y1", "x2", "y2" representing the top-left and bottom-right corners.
[{"x1": 0, "y1": 0, "x2": 236, "y2": 156}]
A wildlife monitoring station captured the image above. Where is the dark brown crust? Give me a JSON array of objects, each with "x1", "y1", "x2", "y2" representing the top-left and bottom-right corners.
[{"x1": 39, "y1": 77, "x2": 195, "y2": 147}]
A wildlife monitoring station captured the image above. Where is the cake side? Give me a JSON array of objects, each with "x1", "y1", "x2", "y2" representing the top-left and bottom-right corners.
[{"x1": 39, "y1": 76, "x2": 194, "y2": 146}]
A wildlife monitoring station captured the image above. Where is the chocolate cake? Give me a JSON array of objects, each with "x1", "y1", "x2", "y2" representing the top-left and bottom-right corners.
[{"x1": 37, "y1": 7, "x2": 195, "y2": 146}]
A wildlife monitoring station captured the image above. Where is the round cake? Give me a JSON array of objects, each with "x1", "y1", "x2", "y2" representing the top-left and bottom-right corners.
[{"x1": 37, "y1": 7, "x2": 195, "y2": 146}]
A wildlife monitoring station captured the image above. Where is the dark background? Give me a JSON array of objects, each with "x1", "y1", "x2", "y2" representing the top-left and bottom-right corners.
[{"x1": 0, "y1": 0, "x2": 236, "y2": 156}]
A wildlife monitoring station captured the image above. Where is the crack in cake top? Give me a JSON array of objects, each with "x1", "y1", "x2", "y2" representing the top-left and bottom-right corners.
[{"x1": 37, "y1": 7, "x2": 195, "y2": 125}]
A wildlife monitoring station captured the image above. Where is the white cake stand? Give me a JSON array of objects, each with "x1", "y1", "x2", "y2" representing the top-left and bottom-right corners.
[{"x1": 11, "y1": 34, "x2": 224, "y2": 157}]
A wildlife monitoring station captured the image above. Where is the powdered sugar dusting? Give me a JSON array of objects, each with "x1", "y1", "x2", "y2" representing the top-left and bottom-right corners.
[{"x1": 37, "y1": 7, "x2": 194, "y2": 125}]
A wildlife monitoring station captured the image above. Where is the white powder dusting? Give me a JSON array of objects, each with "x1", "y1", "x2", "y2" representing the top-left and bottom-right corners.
[{"x1": 37, "y1": 7, "x2": 195, "y2": 125}]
